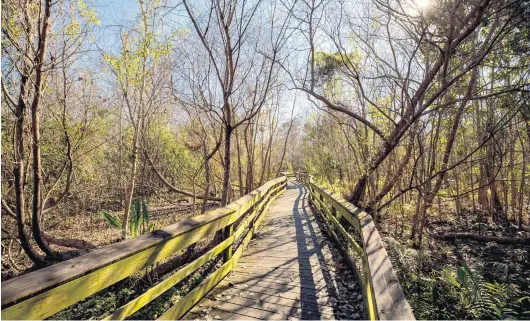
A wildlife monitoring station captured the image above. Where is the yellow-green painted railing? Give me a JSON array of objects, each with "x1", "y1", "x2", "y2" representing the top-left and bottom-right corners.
[
  {"x1": 296, "y1": 172, "x2": 415, "y2": 321},
  {"x1": 1, "y1": 176, "x2": 287, "y2": 320}
]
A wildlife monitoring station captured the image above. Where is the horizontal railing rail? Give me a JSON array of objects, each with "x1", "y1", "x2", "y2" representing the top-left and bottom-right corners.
[
  {"x1": 1, "y1": 177, "x2": 287, "y2": 320},
  {"x1": 280, "y1": 171, "x2": 296, "y2": 178},
  {"x1": 294, "y1": 172, "x2": 414, "y2": 320}
]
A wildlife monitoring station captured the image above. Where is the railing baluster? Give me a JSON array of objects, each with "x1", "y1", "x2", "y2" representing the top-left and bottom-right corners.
[
  {"x1": 306, "y1": 180, "x2": 415, "y2": 320},
  {"x1": 2, "y1": 176, "x2": 288, "y2": 320},
  {"x1": 222, "y1": 223, "x2": 234, "y2": 262}
]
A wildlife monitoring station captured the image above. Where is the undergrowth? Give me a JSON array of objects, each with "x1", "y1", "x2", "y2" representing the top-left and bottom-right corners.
[{"x1": 385, "y1": 237, "x2": 530, "y2": 320}]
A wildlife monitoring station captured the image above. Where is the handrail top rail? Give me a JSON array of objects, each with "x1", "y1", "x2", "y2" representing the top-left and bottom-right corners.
[{"x1": 1, "y1": 176, "x2": 286, "y2": 308}]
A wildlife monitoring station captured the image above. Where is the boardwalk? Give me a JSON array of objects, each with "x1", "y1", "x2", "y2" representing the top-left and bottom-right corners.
[
  {"x1": 184, "y1": 181, "x2": 363, "y2": 320},
  {"x1": 2, "y1": 176, "x2": 413, "y2": 321}
]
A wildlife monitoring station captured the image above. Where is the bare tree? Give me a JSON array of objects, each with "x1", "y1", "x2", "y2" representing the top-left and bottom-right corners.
[{"x1": 182, "y1": 0, "x2": 293, "y2": 205}]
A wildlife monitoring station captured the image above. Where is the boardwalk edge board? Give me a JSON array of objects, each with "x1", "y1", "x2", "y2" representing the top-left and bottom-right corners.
[
  {"x1": 1, "y1": 177, "x2": 287, "y2": 320},
  {"x1": 297, "y1": 172, "x2": 415, "y2": 321}
]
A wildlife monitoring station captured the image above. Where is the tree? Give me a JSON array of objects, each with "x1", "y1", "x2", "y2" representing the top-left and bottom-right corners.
[
  {"x1": 182, "y1": 0, "x2": 292, "y2": 205},
  {"x1": 2, "y1": 0, "x2": 100, "y2": 264},
  {"x1": 103, "y1": 0, "x2": 172, "y2": 237},
  {"x1": 290, "y1": 0, "x2": 529, "y2": 209}
]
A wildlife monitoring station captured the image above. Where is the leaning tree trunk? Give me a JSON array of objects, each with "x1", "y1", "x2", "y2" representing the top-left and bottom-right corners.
[
  {"x1": 417, "y1": 57, "x2": 483, "y2": 246},
  {"x1": 366, "y1": 131, "x2": 415, "y2": 211},
  {"x1": 14, "y1": 75, "x2": 45, "y2": 266},
  {"x1": 30, "y1": 0, "x2": 55, "y2": 258}
]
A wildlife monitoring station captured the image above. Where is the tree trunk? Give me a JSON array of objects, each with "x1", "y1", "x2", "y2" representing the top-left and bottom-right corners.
[
  {"x1": 519, "y1": 134, "x2": 527, "y2": 228},
  {"x1": 432, "y1": 233, "x2": 530, "y2": 245},
  {"x1": 221, "y1": 124, "x2": 232, "y2": 206},
  {"x1": 201, "y1": 140, "x2": 211, "y2": 214},
  {"x1": 13, "y1": 75, "x2": 45, "y2": 265},
  {"x1": 42, "y1": 232, "x2": 97, "y2": 250},
  {"x1": 245, "y1": 123, "x2": 254, "y2": 194},
  {"x1": 119, "y1": 102, "x2": 124, "y2": 207},
  {"x1": 146, "y1": 152, "x2": 221, "y2": 201},
  {"x1": 123, "y1": 128, "x2": 140, "y2": 237},
  {"x1": 235, "y1": 129, "x2": 244, "y2": 197},
  {"x1": 30, "y1": 0, "x2": 54, "y2": 258},
  {"x1": 366, "y1": 131, "x2": 414, "y2": 211},
  {"x1": 417, "y1": 58, "x2": 482, "y2": 246}
]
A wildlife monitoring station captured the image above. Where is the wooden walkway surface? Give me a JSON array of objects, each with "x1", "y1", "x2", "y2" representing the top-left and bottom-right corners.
[{"x1": 184, "y1": 181, "x2": 363, "y2": 320}]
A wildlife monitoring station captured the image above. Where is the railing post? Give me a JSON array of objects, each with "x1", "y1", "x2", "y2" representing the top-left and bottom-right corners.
[
  {"x1": 331, "y1": 205, "x2": 341, "y2": 232},
  {"x1": 223, "y1": 223, "x2": 234, "y2": 262}
]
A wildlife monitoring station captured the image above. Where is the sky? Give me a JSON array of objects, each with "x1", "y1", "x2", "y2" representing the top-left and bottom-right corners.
[
  {"x1": 84, "y1": 0, "x2": 318, "y2": 124},
  {"x1": 93, "y1": 0, "x2": 140, "y2": 26}
]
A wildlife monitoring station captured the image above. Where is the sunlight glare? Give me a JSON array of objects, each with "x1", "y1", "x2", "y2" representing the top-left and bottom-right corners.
[{"x1": 415, "y1": 0, "x2": 430, "y2": 9}]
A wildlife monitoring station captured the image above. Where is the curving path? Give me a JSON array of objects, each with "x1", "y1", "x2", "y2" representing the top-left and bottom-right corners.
[{"x1": 183, "y1": 181, "x2": 363, "y2": 320}]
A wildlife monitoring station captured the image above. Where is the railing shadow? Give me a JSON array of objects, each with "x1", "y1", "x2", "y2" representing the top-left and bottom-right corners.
[
  {"x1": 211, "y1": 180, "x2": 354, "y2": 319},
  {"x1": 291, "y1": 181, "x2": 343, "y2": 319}
]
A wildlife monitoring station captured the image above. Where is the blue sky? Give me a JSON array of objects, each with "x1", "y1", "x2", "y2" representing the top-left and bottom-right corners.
[
  {"x1": 85, "y1": 0, "x2": 310, "y2": 122},
  {"x1": 93, "y1": 0, "x2": 140, "y2": 26}
]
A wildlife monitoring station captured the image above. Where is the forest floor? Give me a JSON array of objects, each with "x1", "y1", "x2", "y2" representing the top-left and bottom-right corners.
[
  {"x1": 382, "y1": 210, "x2": 530, "y2": 319},
  {"x1": 3, "y1": 198, "x2": 529, "y2": 319},
  {"x1": 1, "y1": 195, "x2": 225, "y2": 319},
  {"x1": 1, "y1": 197, "x2": 218, "y2": 281}
]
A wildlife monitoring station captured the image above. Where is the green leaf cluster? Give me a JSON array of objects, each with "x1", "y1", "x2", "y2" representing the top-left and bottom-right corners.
[{"x1": 101, "y1": 199, "x2": 157, "y2": 237}]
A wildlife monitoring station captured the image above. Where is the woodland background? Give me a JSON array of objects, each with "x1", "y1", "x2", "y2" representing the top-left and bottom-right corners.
[{"x1": 1, "y1": 0, "x2": 529, "y2": 318}]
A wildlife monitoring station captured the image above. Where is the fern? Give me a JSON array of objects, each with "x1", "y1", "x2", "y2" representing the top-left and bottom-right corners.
[
  {"x1": 487, "y1": 262, "x2": 509, "y2": 282},
  {"x1": 454, "y1": 265, "x2": 524, "y2": 319},
  {"x1": 385, "y1": 237, "x2": 528, "y2": 320}
]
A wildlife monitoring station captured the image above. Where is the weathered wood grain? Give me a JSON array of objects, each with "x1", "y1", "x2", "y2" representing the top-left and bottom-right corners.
[
  {"x1": 157, "y1": 179, "x2": 286, "y2": 320},
  {"x1": 2, "y1": 173, "x2": 409, "y2": 321},
  {"x1": 1, "y1": 177, "x2": 286, "y2": 320},
  {"x1": 307, "y1": 178, "x2": 415, "y2": 320},
  {"x1": 182, "y1": 181, "x2": 363, "y2": 321}
]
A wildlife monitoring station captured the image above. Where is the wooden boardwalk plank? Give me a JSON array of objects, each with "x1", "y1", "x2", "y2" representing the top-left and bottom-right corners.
[{"x1": 182, "y1": 181, "x2": 362, "y2": 320}]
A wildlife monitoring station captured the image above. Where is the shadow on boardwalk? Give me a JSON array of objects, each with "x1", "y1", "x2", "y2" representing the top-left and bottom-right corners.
[{"x1": 183, "y1": 181, "x2": 362, "y2": 320}]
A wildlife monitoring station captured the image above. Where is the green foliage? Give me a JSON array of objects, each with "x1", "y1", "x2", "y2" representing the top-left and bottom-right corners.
[
  {"x1": 77, "y1": 0, "x2": 100, "y2": 26},
  {"x1": 101, "y1": 211, "x2": 122, "y2": 229},
  {"x1": 102, "y1": 0, "x2": 172, "y2": 89},
  {"x1": 386, "y1": 237, "x2": 529, "y2": 320},
  {"x1": 314, "y1": 51, "x2": 361, "y2": 78},
  {"x1": 101, "y1": 199, "x2": 157, "y2": 237}
]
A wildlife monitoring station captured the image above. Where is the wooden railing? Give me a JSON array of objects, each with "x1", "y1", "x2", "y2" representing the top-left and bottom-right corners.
[
  {"x1": 296, "y1": 172, "x2": 415, "y2": 320},
  {"x1": 280, "y1": 171, "x2": 296, "y2": 178},
  {"x1": 1, "y1": 177, "x2": 287, "y2": 320},
  {"x1": 295, "y1": 171, "x2": 309, "y2": 183}
]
